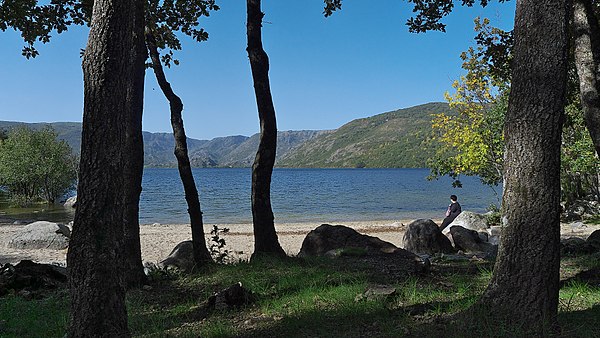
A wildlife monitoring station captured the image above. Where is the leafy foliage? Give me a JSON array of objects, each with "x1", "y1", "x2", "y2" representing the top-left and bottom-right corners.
[
  {"x1": 0, "y1": 0, "x2": 90, "y2": 58},
  {"x1": 145, "y1": 0, "x2": 219, "y2": 67},
  {"x1": 562, "y1": 100, "x2": 600, "y2": 204},
  {"x1": 209, "y1": 225, "x2": 230, "y2": 264},
  {"x1": 0, "y1": 126, "x2": 77, "y2": 205},
  {"x1": 428, "y1": 24, "x2": 507, "y2": 187},
  {"x1": 322, "y1": 0, "x2": 508, "y2": 33},
  {"x1": 430, "y1": 18, "x2": 600, "y2": 206}
]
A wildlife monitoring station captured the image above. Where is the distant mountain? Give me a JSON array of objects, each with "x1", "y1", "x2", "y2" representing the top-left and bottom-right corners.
[
  {"x1": 278, "y1": 102, "x2": 449, "y2": 168},
  {"x1": 0, "y1": 121, "x2": 323, "y2": 168},
  {"x1": 0, "y1": 102, "x2": 447, "y2": 168}
]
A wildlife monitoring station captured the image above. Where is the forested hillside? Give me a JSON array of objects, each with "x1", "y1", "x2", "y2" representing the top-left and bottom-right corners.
[{"x1": 278, "y1": 102, "x2": 449, "y2": 168}]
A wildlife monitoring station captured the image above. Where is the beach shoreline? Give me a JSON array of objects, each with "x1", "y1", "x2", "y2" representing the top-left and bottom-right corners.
[{"x1": 1, "y1": 219, "x2": 598, "y2": 266}]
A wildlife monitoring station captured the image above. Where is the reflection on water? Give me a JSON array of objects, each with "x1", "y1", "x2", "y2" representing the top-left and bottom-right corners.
[
  {"x1": 0, "y1": 168, "x2": 501, "y2": 225},
  {"x1": 0, "y1": 192, "x2": 75, "y2": 224}
]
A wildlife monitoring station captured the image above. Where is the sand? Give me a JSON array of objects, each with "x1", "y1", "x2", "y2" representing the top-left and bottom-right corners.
[{"x1": 1, "y1": 219, "x2": 599, "y2": 266}]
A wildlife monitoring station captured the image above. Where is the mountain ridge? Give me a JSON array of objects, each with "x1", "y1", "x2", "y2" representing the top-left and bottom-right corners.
[{"x1": 0, "y1": 102, "x2": 448, "y2": 168}]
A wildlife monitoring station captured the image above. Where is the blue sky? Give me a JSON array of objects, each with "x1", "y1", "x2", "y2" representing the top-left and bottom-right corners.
[{"x1": 0, "y1": 1, "x2": 515, "y2": 140}]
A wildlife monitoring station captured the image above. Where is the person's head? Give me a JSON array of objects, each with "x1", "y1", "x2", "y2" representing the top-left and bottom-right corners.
[{"x1": 450, "y1": 195, "x2": 458, "y2": 202}]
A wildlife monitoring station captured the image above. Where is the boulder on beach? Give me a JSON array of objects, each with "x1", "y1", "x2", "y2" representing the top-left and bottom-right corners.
[
  {"x1": 442, "y1": 211, "x2": 489, "y2": 235},
  {"x1": 450, "y1": 226, "x2": 498, "y2": 258},
  {"x1": 403, "y1": 219, "x2": 455, "y2": 255},
  {"x1": 299, "y1": 224, "x2": 427, "y2": 276},
  {"x1": 160, "y1": 241, "x2": 195, "y2": 271},
  {"x1": 587, "y1": 229, "x2": 600, "y2": 247},
  {"x1": 63, "y1": 195, "x2": 77, "y2": 208},
  {"x1": 8, "y1": 221, "x2": 70, "y2": 250},
  {"x1": 298, "y1": 224, "x2": 398, "y2": 256}
]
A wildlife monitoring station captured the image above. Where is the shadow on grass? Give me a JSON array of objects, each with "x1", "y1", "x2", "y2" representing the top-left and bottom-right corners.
[{"x1": 558, "y1": 304, "x2": 600, "y2": 337}]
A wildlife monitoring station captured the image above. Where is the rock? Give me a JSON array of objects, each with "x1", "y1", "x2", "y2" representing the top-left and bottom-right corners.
[
  {"x1": 63, "y1": 195, "x2": 77, "y2": 208},
  {"x1": 450, "y1": 226, "x2": 483, "y2": 253},
  {"x1": 207, "y1": 282, "x2": 255, "y2": 311},
  {"x1": 299, "y1": 224, "x2": 398, "y2": 256},
  {"x1": 355, "y1": 284, "x2": 396, "y2": 302},
  {"x1": 403, "y1": 219, "x2": 455, "y2": 255},
  {"x1": 0, "y1": 260, "x2": 67, "y2": 298},
  {"x1": 8, "y1": 221, "x2": 70, "y2": 250},
  {"x1": 561, "y1": 237, "x2": 596, "y2": 255},
  {"x1": 449, "y1": 226, "x2": 498, "y2": 259},
  {"x1": 488, "y1": 235, "x2": 501, "y2": 246},
  {"x1": 587, "y1": 230, "x2": 600, "y2": 247},
  {"x1": 478, "y1": 231, "x2": 489, "y2": 242},
  {"x1": 488, "y1": 225, "x2": 503, "y2": 236},
  {"x1": 299, "y1": 224, "x2": 427, "y2": 277},
  {"x1": 160, "y1": 241, "x2": 195, "y2": 271},
  {"x1": 442, "y1": 211, "x2": 489, "y2": 235}
]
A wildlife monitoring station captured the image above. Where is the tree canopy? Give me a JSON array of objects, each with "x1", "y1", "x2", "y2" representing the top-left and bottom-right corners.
[{"x1": 0, "y1": 126, "x2": 77, "y2": 205}]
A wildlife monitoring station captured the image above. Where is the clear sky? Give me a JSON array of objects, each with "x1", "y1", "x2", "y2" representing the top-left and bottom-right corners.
[{"x1": 0, "y1": 1, "x2": 515, "y2": 140}]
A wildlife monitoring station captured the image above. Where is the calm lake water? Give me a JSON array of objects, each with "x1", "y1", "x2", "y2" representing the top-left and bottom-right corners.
[{"x1": 1, "y1": 168, "x2": 501, "y2": 225}]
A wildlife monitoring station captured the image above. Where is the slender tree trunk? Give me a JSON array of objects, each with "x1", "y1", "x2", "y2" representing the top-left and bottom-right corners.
[
  {"x1": 123, "y1": 0, "x2": 147, "y2": 288},
  {"x1": 145, "y1": 29, "x2": 212, "y2": 265},
  {"x1": 67, "y1": 0, "x2": 144, "y2": 335},
  {"x1": 246, "y1": 0, "x2": 286, "y2": 258},
  {"x1": 573, "y1": 0, "x2": 600, "y2": 157},
  {"x1": 475, "y1": 0, "x2": 569, "y2": 333}
]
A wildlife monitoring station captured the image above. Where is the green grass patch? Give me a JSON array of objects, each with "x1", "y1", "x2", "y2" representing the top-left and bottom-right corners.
[
  {"x1": 0, "y1": 291, "x2": 69, "y2": 338},
  {"x1": 2, "y1": 253, "x2": 600, "y2": 337}
]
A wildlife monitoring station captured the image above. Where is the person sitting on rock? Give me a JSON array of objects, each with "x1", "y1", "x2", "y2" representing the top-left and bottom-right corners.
[{"x1": 440, "y1": 194, "x2": 461, "y2": 231}]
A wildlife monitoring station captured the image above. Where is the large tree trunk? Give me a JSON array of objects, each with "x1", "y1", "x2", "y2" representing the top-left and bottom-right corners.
[
  {"x1": 145, "y1": 29, "x2": 212, "y2": 265},
  {"x1": 573, "y1": 0, "x2": 600, "y2": 157},
  {"x1": 475, "y1": 0, "x2": 569, "y2": 333},
  {"x1": 122, "y1": 2, "x2": 147, "y2": 288},
  {"x1": 246, "y1": 0, "x2": 286, "y2": 258},
  {"x1": 67, "y1": 0, "x2": 144, "y2": 336}
]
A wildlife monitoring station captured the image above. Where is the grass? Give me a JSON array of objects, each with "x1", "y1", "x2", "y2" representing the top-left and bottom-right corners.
[{"x1": 1, "y1": 252, "x2": 600, "y2": 337}]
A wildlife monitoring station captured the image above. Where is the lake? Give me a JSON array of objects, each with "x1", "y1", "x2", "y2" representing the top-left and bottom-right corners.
[{"x1": 0, "y1": 168, "x2": 501, "y2": 225}]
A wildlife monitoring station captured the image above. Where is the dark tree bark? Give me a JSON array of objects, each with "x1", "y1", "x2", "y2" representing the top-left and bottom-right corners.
[
  {"x1": 145, "y1": 29, "x2": 212, "y2": 265},
  {"x1": 67, "y1": 0, "x2": 145, "y2": 336},
  {"x1": 122, "y1": 1, "x2": 147, "y2": 289},
  {"x1": 475, "y1": 0, "x2": 569, "y2": 332},
  {"x1": 573, "y1": 0, "x2": 600, "y2": 157},
  {"x1": 246, "y1": 0, "x2": 286, "y2": 258}
]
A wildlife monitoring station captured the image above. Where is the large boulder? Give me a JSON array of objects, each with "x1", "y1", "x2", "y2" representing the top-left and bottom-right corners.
[
  {"x1": 587, "y1": 230, "x2": 600, "y2": 248},
  {"x1": 0, "y1": 260, "x2": 67, "y2": 298},
  {"x1": 299, "y1": 224, "x2": 427, "y2": 277},
  {"x1": 442, "y1": 211, "x2": 489, "y2": 235},
  {"x1": 403, "y1": 219, "x2": 455, "y2": 255},
  {"x1": 450, "y1": 226, "x2": 498, "y2": 258},
  {"x1": 8, "y1": 221, "x2": 70, "y2": 250},
  {"x1": 299, "y1": 224, "x2": 398, "y2": 256},
  {"x1": 63, "y1": 195, "x2": 77, "y2": 208},
  {"x1": 449, "y1": 226, "x2": 483, "y2": 252},
  {"x1": 160, "y1": 241, "x2": 195, "y2": 271}
]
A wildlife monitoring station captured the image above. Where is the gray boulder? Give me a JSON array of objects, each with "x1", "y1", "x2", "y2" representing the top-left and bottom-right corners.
[
  {"x1": 561, "y1": 237, "x2": 597, "y2": 255},
  {"x1": 299, "y1": 224, "x2": 427, "y2": 276},
  {"x1": 8, "y1": 221, "x2": 70, "y2": 250},
  {"x1": 442, "y1": 211, "x2": 489, "y2": 235},
  {"x1": 63, "y1": 196, "x2": 77, "y2": 208},
  {"x1": 587, "y1": 230, "x2": 600, "y2": 248},
  {"x1": 299, "y1": 224, "x2": 398, "y2": 256},
  {"x1": 450, "y1": 226, "x2": 498, "y2": 259},
  {"x1": 403, "y1": 219, "x2": 455, "y2": 255},
  {"x1": 160, "y1": 241, "x2": 195, "y2": 271},
  {"x1": 450, "y1": 226, "x2": 483, "y2": 252}
]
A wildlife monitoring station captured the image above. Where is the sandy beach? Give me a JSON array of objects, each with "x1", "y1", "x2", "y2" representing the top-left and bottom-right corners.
[{"x1": 1, "y1": 219, "x2": 599, "y2": 266}]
